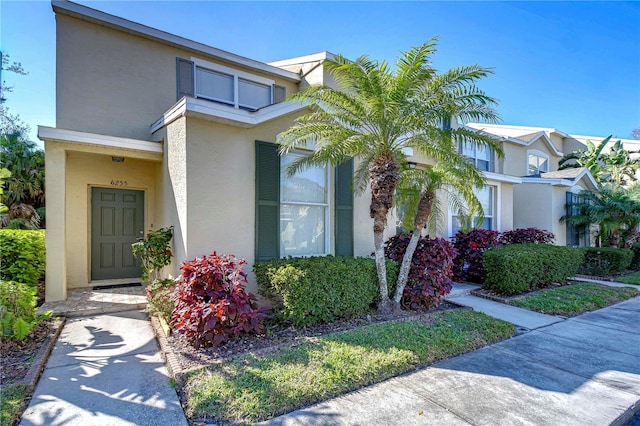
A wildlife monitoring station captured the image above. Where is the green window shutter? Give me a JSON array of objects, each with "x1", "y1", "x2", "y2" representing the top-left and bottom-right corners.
[
  {"x1": 176, "y1": 58, "x2": 194, "y2": 100},
  {"x1": 255, "y1": 141, "x2": 280, "y2": 261},
  {"x1": 335, "y1": 159, "x2": 354, "y2": 256}
]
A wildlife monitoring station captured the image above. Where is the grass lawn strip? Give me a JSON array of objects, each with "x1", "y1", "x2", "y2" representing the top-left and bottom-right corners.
[
  {"x1": 511, "y1": 283, "x2": 638, "y2": 316},
  {"x1": 617, "y1": 271, "x2": 640, "y2": 286},
  {"x1": 1, "y1": 383, "x2": 29, "y2": 426},
  {"x1": 183, "y1": 310, "x2": 514, "y2": 424}
]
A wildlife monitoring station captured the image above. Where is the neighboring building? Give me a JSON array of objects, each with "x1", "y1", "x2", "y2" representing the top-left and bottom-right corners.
[{"x1": 39, "y1": 1, "x2": 611, "y2": 302}]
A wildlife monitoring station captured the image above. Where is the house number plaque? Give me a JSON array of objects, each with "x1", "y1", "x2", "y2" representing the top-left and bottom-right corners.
[{"x1": 110, "y1": 180, "x2": 128, "y2": 187}]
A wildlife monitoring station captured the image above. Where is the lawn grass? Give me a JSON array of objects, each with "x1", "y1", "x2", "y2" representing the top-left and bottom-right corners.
[
  {"x1": 1, "y1": 383, "x2": 29, "y2": 426},
  {"x1": 183, "y1": 310, "x2": 514, "y2": 424},
  {"x1": 617, "y1": 271, "x2": 640, "y2": 286},
  {"x1": 511, "y1": 283, "x2": 638, "y2": 316}
]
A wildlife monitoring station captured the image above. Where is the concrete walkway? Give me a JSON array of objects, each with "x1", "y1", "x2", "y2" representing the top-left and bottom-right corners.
[
  {"x1": 20, "y1": 310, "x2": 188, "y2": 426},
  {"x1": 263, "y1": 296, "x2": 640, "y2": 426}
]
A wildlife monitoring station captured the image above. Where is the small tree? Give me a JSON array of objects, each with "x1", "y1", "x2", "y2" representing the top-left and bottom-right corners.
[
  {"x1": 132, "y1": 226, "x2": 174, "y2": 282},
  {"x1": 278, "y1": 39, "x2": 500, "y2": 313},
  {"x1": 562, "y1": 186, "x2": 640, "y2": 248}
]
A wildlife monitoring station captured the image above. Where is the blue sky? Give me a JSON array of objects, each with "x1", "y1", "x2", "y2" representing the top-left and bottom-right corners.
[{"x1": 1, "y1": 1, "x2": 639, "y2": 145}]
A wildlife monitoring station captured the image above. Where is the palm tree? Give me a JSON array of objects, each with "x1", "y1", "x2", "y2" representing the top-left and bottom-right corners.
[
  {"x1": 277, "y1": 39, "x2": 501, "y2": 313},
  {"x1": 562, "y1": 185, "x2": 640, "y2": 247},
  {"x1": 602, "y1": 139, "x2": 639, "y2": 185},
  {"x1": 559, "y1": 136, "x2": 610, "y2": 182},
  {"x1": 558, "y1": 136, "x2": 639, "y2": 186},
  {"x1": 0, "y1": 131, "x2": 45, "y2": 229}
]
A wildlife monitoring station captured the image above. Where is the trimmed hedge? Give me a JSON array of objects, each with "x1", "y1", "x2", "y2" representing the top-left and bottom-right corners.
[
  {"x1": 0, "y1": 230, "x2": 45, "y2": 286},
  {"x1": 628, "y1": 243, "x2": 640, "y2": 271},
  {"x1": 483, "y1": 244, "x2": 584, "y2": 295},
  {"x1": 254, "y1": 256, "x2": 399, "y2": 326},
  {"x1": 580, "y1": 247, "x2": 634, "y2": 276}
]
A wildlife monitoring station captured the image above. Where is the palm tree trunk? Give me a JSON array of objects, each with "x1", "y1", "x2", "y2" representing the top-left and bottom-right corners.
[
  {"x1": 393, "y1": 191, "x2": 434, "y2": 311},
  {"x1": 369, "y1": 154, "x2": 400, "y2": 315}
]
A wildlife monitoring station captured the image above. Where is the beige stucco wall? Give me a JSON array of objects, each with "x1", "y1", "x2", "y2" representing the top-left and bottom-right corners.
[
  {"x1": 513, "y1": 183, "x2": 554, "y2": 234},
  {"x1": 502, "y1": 139, "x2": 560, "y2": 177},
  {"x1": 56, "y1": 13, "x2": 298, "y2": 141},
  {"x1": 155, "y1": 115, "x2": 385, "y2": 293}
]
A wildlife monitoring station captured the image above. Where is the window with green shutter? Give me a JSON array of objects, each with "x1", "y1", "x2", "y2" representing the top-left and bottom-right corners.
[{"x1": 255, "y1": 141, "x2": 354, "y2": 260}]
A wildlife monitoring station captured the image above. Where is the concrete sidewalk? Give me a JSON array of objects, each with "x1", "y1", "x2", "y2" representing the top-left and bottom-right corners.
[
  {"x1": 20, "y1": 310, "x2": 187, "y2": 426},
  {"x1": 264, "y1": 296, "x2": 640, "y2": 426}
]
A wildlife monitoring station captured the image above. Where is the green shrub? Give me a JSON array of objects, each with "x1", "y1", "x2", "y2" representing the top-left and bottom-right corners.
[
  {"x1": 579, "y1": 247, "x2": 634, "y2": 276},
  {"x1": 483, "y1": 244, "x2": 584, "y2": 295},
  {"x1": 0, "y1": 229, "x2": 45, "y2": 286},
  {"x1": 628, "y1": 243, "x2": 640, "y2": 270},
  {"x1": 0, "y1": 280, "x2": 50, "y2": 340},
  {"x1": 254, "y1": 256, "x2": 399, "y2": 326},
  {"x1": 146, "y1": 278, "x2": 176, "y2": 323}
]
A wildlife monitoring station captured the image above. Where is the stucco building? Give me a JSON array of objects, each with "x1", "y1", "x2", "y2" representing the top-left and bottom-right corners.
[{"x1": 40, "y1": 1, "x2": 625, "y2": 302}]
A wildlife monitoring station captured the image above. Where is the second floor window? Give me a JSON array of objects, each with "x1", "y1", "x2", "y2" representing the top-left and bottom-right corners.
[
  {"x1": 528, "y1": 150, "x2": 549, "y2": 175},
  {"x1": 459, "y1": 141, "x2": 495, "y2": 172},
  {"x1": 177, "y1": 57, "x2": 286, "y2": 110}
]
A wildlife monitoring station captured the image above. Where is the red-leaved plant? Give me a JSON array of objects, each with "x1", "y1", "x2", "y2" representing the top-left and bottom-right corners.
[
  {"x1": 499, "y1": 228, "x2": 555, "y2": 245},
  {"x1": 171, "y1": 252, "x2": 268, "y2": 348},
  {"x1": 452, "y1": 229, "x2": 500, "y2": 283},
  {"x1": 385, "y1": 234, "x2": 457, "y2": 310}
]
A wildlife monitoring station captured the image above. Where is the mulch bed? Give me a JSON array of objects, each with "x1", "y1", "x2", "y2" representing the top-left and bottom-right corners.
[
  {"x1": 0, "y1": 319, "x2": 56, "y2": 386},
  {"x1": 164, "y1": 302, "x2": 463, "y2": 372}
]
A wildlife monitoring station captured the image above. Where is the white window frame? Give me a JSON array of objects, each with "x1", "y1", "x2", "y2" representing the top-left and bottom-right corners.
[
  {"x1": 279, "y1": 150, "x2": 330, "y2": 257},
  {"x1": 449, "y1": 184, "x2": 500, "y2": 237},
  {"x1": 527, "y1": 149, "x2": 550, "y2": 175},
  {"x1": 191, "y1": 57, "x2": 275, "y2": 110}
]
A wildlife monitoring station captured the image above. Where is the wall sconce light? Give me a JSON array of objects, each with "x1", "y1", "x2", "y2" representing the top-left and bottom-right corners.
[
  {"x1": 408, "y1": 162, "x2": 417, "y2": 169},
  {"x1": 112, "y1": 156, "x2": 125, "y2": 163}
]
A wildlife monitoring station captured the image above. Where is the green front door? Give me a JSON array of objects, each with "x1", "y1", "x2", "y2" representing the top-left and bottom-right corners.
[{"x1": 91, "y1": 187, "x2": 144, "y2": 281}]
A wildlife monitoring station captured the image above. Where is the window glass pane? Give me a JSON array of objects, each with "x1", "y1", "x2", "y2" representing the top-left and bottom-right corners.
[
  {"x1": 539, "y1": 157, "x2": 548, "y2": 172},
  {"x1": 239, "y1": 78, "x2": 271, "y2": 110},
  {"x1": 281, "y1": 153, "x2": 327, "y2": 203},
  {"x1": 478, "y1": 187, "x2": 493, "y2": 216},
  {"x1": 528, "y1": 154, "x2": 539, "y2": 175},
  {"x1": 476, "y1": 144, "x2": 490, "y2": 161},
  {"x1": 196, "y1": 67, "x2": 233, "y2": 103},
  {"x1": 477, "y1": 159, "x2": 490, "y2": 172},
  {"x1": 461, "y1": 141, "x2": 475, "y2": 157},
  {"x1": 280, "y1": 204, "x2": 326, "y2": 256}
]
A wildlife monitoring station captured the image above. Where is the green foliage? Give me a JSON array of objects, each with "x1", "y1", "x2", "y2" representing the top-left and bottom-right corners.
[
  {"x1": 0, "y1": 167, "x2": 10, "y2": 213},
  {"x1": 1, "y1": 383, "x2": 29, "y2": 426},
  {"x1": 0, "y1": 280, "x2": 50, "y2": 340},
  {"x1": 483, "y1": 244, "x2": 584, "y2": 295},
  {"x1": 254, "y1": 256, "x2": 399, "y2": 326},
  {"x1": 562, "y1": 185, "x2": 640, "y2": 248},
  {"x1": 511, "y1": 283, "x2": 638, "y2": 316},
  {"x1": 0, "y1": 229, "x2": 45, "y2": 286},
  {"x1": 146, "y1": 278, "x2": 176, "y2": 323},
  {"x1": 276, "y1": 39, "x2": 501, "y2": 313},
  {"x1": 617, "y1": 270, "x2": 640, "y2": 285},
  {"x1": 132, "y1": 226, "x2": 173, "y2": 282},
  {"x1": 183, "y1": 310, "x2": 513, "y2": 424},
  {"x1": 628, "y1": 243, "x2": 640, "y2": 270},
  {"x1": 579, "y1": 247, "x2": 634, "y2": 276}
]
